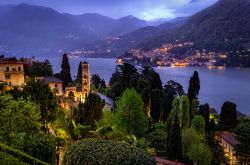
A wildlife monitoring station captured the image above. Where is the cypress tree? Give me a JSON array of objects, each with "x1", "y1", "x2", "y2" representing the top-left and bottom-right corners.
[
  {"x1": 60, "y1": 53, "x2": 72, "y2": 89},
  {"x1": 150, "y1": 89, "x2": 161, "y2": 123},
  {"x1": 188, "y1": 71, "x2": 200, "y2": 102},
  {"x1": 168, "y1": 114, "x2": 182, "y2": 161},
  {"x1": 188, "y1": 71, "x2": 200, "y2": 117},
  {"x1": 220, "y1": 101, "x2": 237, "y2": 129},
  {"x1": 199, "y1": 103, "x2": 210, "y2": 132}
]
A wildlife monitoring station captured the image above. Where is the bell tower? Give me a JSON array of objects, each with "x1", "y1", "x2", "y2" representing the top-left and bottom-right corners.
[{"x1": 81, "y1": 61, "x2": 90, "y2": 98}]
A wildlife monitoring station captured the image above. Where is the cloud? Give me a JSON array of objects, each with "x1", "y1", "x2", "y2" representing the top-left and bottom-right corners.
[
  {"x1": 0, "y1": 0, "x2": 219, "y2": 20},
  {"x1": 139, "y1": 7, "x2": 176, "y2": 20}
]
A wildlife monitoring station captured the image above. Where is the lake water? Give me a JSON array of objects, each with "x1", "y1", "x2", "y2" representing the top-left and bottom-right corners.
[{"x1": 36, "y1": 56, "x2": 250, "y2": 115}]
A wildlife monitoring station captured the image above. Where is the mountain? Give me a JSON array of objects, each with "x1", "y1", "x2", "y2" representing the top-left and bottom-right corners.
[
  {"x1": 109, "y1": 15, "x2": 148, "y2": 36},
  {"x1": 0, "y1": 3, "x2": 148, "y2": 55},
  {"x1": 88, "y1": 17, "x2": 188, "y2": 57},
  {"x1": 138, "y1": 0, "x2": 250, "y2": 51}
]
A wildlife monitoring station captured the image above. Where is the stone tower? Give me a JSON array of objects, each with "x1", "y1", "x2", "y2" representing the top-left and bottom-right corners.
[{"x1": 81, "y1": 61, "x2": 90, "y2": 98}]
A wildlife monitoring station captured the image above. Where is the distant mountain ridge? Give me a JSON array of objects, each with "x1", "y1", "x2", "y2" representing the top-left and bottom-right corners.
[
  {"x1": 88, "y1": 17, "x2": 188, "y2": 57},
  {"x1": 138, "y1": 0, "x2": 250, "y2": 51},
  {"x1": 0, "y1": 3, "x2": 148, "y2": 55}
]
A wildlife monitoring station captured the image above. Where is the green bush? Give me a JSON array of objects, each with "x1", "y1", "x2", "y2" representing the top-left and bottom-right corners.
[
  {"x1": 0, "y1": 151, "x2": 28, "y2": 165},
  {"x1": 63, "y1": 139, "x2": 156, "y2": 165},
  {"x1": 0, "y1": 142, "x2": 48, "y2": 165},
  {"x1": 145, "y1": 130, "x2": 168, "y2": 153}
]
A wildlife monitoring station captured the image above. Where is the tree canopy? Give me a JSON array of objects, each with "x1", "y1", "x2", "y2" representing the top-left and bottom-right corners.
[{"x1": 116, "y1": 88, "x2": 147, "y2": 137}]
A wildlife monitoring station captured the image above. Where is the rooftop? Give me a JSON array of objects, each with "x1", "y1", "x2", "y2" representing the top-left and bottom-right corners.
[
  {"x1": 155, "y1": 157, "x2": 187, "y2": 165},
  {"x1": 0, "y1": 59, "x2": 24, "y2": 64},
  {"x1": 36, "y1": 77, "x2": 63, "y2": 83},
  {"x1": 217, "y1": 131, "x2": 239, "y2": 146},
  {"x1": 96, "y1": 92, "x2": 114, "y2": 107}
]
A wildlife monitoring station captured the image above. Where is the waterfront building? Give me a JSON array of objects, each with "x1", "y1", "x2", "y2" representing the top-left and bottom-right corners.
[{"x1": 0, "y1": 59, "x2": 24, "y2": 87}]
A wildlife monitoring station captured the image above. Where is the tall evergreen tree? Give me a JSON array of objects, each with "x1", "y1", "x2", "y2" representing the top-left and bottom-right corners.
[
  {"x1": 142, "y1": 66, "x2": 162, "y2": 91},
  {"x1": 220, "y1": 101, "x2": 237, "y2": 129},
  {"x1": 187, "y1": 71, "x2": 200, "y2": 102},
  {"x1": 60, "y1": 53, "x2": 72, "y2": 89},
  {"x1": 118, "y1": 63, "x2": 137, "y2": 89},
  {"x1": 188, "y1": 71, "x2": 200, "y2": 117},
  {"x1": 100, "y1": 79, "x2": 106, "y2": 89},
  {"x1": 91, "y1": 74, "x2": 101, "y2": 89},
  {"x1": 150, "y1": 89, "x2": 161, "y2": 123},
  {"x1": 168, "y1": 114, "x2": 182, "y2": 161},
  {"x1": 199, "y1": 103, "x2": 210, "y2": 132},
  {"x1": 82, "y1": 93, "x2": 104, "y2": 126},
  {"x1": 162, "y1": 80, "x2": 184, "y2": 121},
  {"x1": 116, "y1": 88, "x2": 147, "y2": 137}
]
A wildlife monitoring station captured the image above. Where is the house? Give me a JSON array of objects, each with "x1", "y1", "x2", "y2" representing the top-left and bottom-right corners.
[
  {"x1": 216, "y1": 131, "x2": 239, "y2": 165},
  {"x1": 0, "y1": 59, "x2": 24, "y2": 87},
  {"x1": 36, "y1": 76, "x2": 63, "y2": 96}
]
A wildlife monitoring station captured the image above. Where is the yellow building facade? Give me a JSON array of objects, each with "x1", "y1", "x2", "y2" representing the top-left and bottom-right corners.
[
  {"x1": 0, "y1": 60, "x2": 25, "y2": 87},
  {"x1": 65, "y1": 61, "x2": 90, "y2": 103}
]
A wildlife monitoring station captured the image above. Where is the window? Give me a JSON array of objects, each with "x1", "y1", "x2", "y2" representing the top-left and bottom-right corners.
[
  {"x1": 55, "y1": 83, "x2": 58, "y2": 88},
  {"x1": 5, "y1": 75, "x2": 11, "y2": 79},
  {"x1": 18, "y1": 66, "x2": 21, "y2": 71},
  {"x1": 6, "y1": 67, "x2": 9, "y2": 72}
]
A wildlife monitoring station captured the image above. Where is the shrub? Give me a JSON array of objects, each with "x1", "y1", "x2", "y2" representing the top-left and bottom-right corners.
[
  {"x1": 63, "y1": 139, "x2": 156, "y2": 165},
  {"x1": 145, "y1": 130, "x2": 168, "y2": 154},
  {"x1": 0, "y1": 142, "x2": 49, "y2": 165},
  {"x1": 0, "y1": 151, "x2": 27, "y2": 165}
]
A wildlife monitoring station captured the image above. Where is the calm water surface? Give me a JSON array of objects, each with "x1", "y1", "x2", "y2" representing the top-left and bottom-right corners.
[{"x1": 36, "y1": 56, "x2": 250, "y2": 115}]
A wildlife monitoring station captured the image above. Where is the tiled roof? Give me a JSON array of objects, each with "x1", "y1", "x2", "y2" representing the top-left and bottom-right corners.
[
  {"x1": 155, "y1": 157, "x2": 187, "y2": 165},
  {"x1": 96, "y1": 92, "x2": 114, "y2": 106},
  {"x1": 0, "y1": 59, "x2": 24, "y2": 64},
  {"x1": 37, "y1": 77, "x2": 63, "y2": 83},
  {"x1": 217, "y1": 131, "x2": 239, "y2": 146}
]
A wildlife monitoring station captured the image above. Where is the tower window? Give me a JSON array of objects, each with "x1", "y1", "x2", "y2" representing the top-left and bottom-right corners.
[{"x1": 5, "y1": 75, "x2": 11, "y2": 79}]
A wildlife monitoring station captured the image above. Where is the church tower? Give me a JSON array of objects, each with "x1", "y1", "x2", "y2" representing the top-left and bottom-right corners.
[{"x1": 81, "y1": 61, "x2": 90, "y2": 99}]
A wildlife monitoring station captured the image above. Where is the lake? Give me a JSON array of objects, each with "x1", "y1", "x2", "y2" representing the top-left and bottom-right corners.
[{"x1": 36, "y1": 56, "x2": 250, "y2": 115}]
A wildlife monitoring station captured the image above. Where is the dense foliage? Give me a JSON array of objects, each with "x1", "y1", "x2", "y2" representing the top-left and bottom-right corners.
[
  {"x1": 81, "y1": 93, "x2": 104, "y2": 126},
  {"x1": 25, "y1": 60, "x2": 53, "y2": 77},
  {"x1": 0, "y1": 142, "x2": 49, "y2": 165},
  {"x1": 220, "y1": 101, "x2": 237, "y2": 129},
  {"x1": 63, "y1": 139, "x2": 156, "y2": 165},
  {"x1": 0, "y1": 94, "x2": 55, "y2": 164},
  {"x1": 234, "y1": 119, "x2": 250, "y2": 164},
  {"x1": 116, "y1": 88, "x2": 147, "y2": 137},
  {"x1": 23, "y1": 78, "x2": 58, "y2": 129}
]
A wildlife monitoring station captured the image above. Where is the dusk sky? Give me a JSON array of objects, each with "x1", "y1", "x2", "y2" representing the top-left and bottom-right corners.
[{"x1": 0, "y1": 0, "x2": 218, "y2": 20}]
